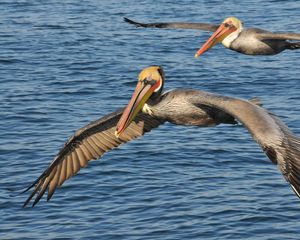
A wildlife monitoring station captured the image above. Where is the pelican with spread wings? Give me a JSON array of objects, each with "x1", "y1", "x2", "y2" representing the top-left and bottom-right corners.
[
  {"x1": 24, "y1": 66, "x2": 300, "y2": 207},
  {"x1": 124, "y1": 17, "x2": 300, "y2": 56}
]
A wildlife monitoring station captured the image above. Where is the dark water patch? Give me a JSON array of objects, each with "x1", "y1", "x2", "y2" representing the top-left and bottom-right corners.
[
  {"x1": 33, "y1": 24, "x2": 69, "y2": 30},
  {"x1": 0, "y1": 59, "x2": 25, "y2": 64}
]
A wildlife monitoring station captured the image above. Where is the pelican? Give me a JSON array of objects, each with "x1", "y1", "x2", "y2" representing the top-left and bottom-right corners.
[
  {"x1": 23, "y1": 66, "x2": 300, "y2": 207},
  {"x1": 124, "y1": 17, "x2": 300, "y2": 56}
]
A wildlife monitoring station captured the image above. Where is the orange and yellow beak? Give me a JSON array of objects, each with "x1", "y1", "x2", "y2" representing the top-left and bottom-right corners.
[
  {"x1": 194, "y1": 23, "x2": 237, "y2": 57},
  {"x1": 115, "y1": 77, "x2": 158, "y2": 138}
]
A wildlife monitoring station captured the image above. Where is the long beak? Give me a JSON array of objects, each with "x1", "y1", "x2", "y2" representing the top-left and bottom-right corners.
[
  {"x1": 115, "y1": 79, "x2": 155, "y2": 138},
  {"x1": 194, "y1": 23, "x2": 237, "y2": 57}
]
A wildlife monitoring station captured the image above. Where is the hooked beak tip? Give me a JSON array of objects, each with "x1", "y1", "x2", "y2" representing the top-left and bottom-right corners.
[
  {"x1": 194, "y1": 53, "x2": 199, "y2": 58},
  {"x1": 114, "y1": 130, "x2": 120, "y2": 138}
]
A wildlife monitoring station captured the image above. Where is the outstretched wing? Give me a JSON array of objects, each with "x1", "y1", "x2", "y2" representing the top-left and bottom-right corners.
[
  {"x1": 256, "y1": 32, "x2": 300, "y2": 41},
  {"x1": 190, "y1": 91, "x2": 300, "y2": 197},
  {"x1": 124, "y1": 17, "x2": 219, "y2": 31},
  {"x1": 23, "y1": 109, "x2": 164, "y2": 207}
]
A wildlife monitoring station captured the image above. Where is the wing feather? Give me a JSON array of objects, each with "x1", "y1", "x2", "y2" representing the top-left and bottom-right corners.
[
  {"x1": 47, "y1": 165, "x2": 60, "y2": 201},
  {"x1": 66, "y1": 155, "x2": 74, "y2": 180},
  {"x1": 267, "y1": 114, "x2": 300, "y2": 196},
  {"x1": 86, "y1": 137, "x2": 102, "y2": 157},
  {"x1": 92, "y1": 134, "x2": 110, "y2": 152},
  {"x1": 124, "y1": 17, "x2": 218, "y2": 32},
  {"x1": 23, "y1": 109, "x2": 164, "y2": 207},
  {"x1": 58, "y1": 158, "x2": 67, "y2": 187},
  {"x1": 71, "y1": 151, "x2": 80, "y2": 173},
  {"x1": 80, "y1": 143, "x2": 94, "y2": 160},
  {"x1": 76, "y1": 147, "x2": 88, "y2": 168},
  {"x1": 257, "y1": 32, "x2": 300, "y2": 41}
]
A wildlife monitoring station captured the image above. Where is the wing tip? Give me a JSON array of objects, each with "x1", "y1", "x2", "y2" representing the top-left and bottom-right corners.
[
  {"x1": 123, "y1": 17, "x2": 138, "y2": 25},
  {"x1": 123, "y1": 17, "x2": 149, "y2": 28},
  {"x1": 123, "y1": 17, "x2": 130, "y2": 22},
  {"x1": 290, "y1": 184, "x2": 300, "y2": 198},
  {"x1": 21, "y1": 179, "x2": 42, "y2": 208},
  {"x1": 23, "y1": 193, "x2": 35, "y2": 208}
]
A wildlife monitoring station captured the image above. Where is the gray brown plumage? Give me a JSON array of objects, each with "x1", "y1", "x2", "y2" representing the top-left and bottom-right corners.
[
  {"x1": 124, "y1": 17, "x2": 218, "y2": 31},
  {"x1": 24, "y1": 66, "x2": 300, "y2": 207},
  {"x1": 23, "y1": 110, "x2": 163, "y2": 207},
  {"x1": 124, "y1": 17, "x2": 300, "y2": 56}
]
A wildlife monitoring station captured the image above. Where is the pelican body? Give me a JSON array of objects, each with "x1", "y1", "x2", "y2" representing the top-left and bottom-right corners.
[
  {"x1": 124, "y1": 17, "x2": 300, "y2": 56},
  {"x1": 24, "y1": 66, "x2": 300, "y2": 207}
]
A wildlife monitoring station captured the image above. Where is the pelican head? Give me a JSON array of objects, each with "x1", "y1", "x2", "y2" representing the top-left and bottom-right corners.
[
  {"x1": 115, "y1": 66, "x2": 164, "y2": 137},
  {"x1": 195, "y1": 17, "x2": 243, "y2": 57}
]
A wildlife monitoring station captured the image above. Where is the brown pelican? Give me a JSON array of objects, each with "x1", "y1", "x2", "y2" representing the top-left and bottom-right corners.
[
  {"x1": 23, "y1": 66, "x2": 300, "y2": 207},
  {"x1": 124, "y1": 17, "x2": 300, "y2": 56}
]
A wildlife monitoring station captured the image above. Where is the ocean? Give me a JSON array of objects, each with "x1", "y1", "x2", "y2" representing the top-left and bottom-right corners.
[{"x1": 1, "y1": 0, "x2": 300, "y2": 239}]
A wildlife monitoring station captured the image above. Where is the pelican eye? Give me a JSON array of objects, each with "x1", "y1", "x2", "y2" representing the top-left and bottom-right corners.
[
  {"x1": 142, "y1": 78, "x2": 156, "y2": 86},
  {"x1": 224, "y1": 23, "x2": 230, "y2": 27}
]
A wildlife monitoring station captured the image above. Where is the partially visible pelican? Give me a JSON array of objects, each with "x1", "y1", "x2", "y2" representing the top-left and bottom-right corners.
[
  {"x1": 24, "y1": 66, "x2": 300, "y2": 207},
  {"x1": 124, "y1": 17, "x2": 300, "y2": 56}
]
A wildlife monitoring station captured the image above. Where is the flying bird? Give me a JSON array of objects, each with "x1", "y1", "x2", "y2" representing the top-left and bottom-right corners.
[
  {"x1": 124, "y1": 17, "x2": 300, "y2": 56},
  {"x1": 23, "y1": 66, "x2": 300, "y2": 207}
]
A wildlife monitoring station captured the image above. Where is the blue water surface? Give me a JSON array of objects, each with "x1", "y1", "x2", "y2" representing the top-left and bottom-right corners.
[{"x1": 1, "y1": 0, "x2": 300, "y2": 239}]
